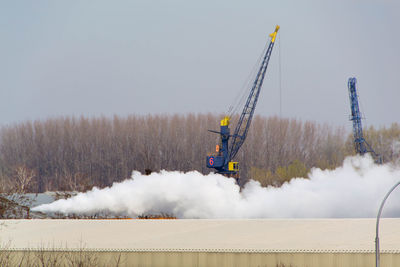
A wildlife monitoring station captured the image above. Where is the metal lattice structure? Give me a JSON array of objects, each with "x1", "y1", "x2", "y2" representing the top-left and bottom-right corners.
[
  {"x1": 348, "y1": 77, "x2": 382, "y2": 163},
  {"x1": 229, "y1": 30, "x2": 277, "y2": 161}
]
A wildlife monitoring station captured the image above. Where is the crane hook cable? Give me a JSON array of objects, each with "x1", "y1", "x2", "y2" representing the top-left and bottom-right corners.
[
  {"x1": 278, "y1": 30, "x2": 282, "y2": 118},
  {"x1": 227, "y1": 41, "x2": 269, "y2": 118}
]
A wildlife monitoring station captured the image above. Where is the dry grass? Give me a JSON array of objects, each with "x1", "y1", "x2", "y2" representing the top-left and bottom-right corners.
[
  {"x1": 1, "y1": 240, "x2": 296, "y2": 266},
  {"x1": 0, "y1": 240, "x2": 126, "y2": 267}
]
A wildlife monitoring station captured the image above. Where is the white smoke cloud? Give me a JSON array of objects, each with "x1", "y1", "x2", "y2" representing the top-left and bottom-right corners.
[{"x1": 33, "y1": 155, "x2": 400, "y2": 218}]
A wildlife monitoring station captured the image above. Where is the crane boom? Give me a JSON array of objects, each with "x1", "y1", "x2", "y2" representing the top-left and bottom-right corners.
[
  {"x1": 229, "y1": 26, "x2": 279, "y2": 160},
  {"x1": 348, "y1": 77, "x2": 382, "y2": 163},
  {"x1": 206, "y1": 25, "x2": 279, "y2": 179}
]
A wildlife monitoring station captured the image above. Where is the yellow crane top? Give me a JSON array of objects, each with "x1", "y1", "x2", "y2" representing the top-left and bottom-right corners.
[
  {"x1": 220, "y1": 116, "x2": 230, "y2": 126},
  {"x1": 269, "y1": 25, "x2": 280, "y2": 43}
]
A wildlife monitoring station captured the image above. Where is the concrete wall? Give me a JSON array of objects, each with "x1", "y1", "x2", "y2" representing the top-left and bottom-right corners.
[{"x1": 3, "y1": 251, "x2": 400, "y2": 267}]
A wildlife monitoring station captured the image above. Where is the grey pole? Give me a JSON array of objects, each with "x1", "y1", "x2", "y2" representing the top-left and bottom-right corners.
[{"x1": 375, "y1": 180, "x2": 400, "y2": 267}]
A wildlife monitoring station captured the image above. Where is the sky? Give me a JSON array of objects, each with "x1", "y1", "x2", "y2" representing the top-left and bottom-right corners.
[{"x1": 1, "y1": 0, "x2": 399, "y2": 128}]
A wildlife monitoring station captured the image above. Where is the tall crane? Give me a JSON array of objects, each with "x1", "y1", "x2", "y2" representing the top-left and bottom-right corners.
[
  {"x1": 206, "y1": 25, "x2": 280, "y2": 180},
  {"x1": 348, "y1": 77, "x2": 382, "y2": 164}
]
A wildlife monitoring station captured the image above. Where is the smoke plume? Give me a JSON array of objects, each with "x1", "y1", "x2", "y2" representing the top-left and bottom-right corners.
[{"x1": 33, "y1": 155, "x2": 400, "y2": 218}]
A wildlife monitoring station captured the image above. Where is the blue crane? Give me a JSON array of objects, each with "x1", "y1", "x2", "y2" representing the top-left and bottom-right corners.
[
  {"x1": 348, "y1": 77, "x2": 382, "y2": 163},
  {"x1": 206, "y1": 25, "x2": 280, "y2": 179}
]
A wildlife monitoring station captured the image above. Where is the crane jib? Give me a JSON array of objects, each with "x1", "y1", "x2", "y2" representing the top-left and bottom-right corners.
[
  {"x1": 347, "y1": 78, "x2": 382, "y2": 164},
  {"x1": 229, "y1": 40, "x2": 276, "y2": 161}
]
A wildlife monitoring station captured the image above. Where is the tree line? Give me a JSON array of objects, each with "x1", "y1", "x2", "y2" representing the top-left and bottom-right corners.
[{"x1": 0, "y1": 114, "x2": 399, "y2": 193}]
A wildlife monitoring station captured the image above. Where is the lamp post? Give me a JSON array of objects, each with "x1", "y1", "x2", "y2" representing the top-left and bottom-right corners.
[{"x1": 375, "y1": 180, "x2": 400, "y2": 267}]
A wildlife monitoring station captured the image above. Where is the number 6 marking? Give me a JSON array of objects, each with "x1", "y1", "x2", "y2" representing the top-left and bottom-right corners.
[{"x1": 209, "y1": 157, "x2": 214, "y2": 165}]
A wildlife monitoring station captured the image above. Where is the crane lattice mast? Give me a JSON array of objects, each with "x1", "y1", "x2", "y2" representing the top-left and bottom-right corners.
[{"x1": 348, "y1": 77, "x2": 382, "y2": 163}]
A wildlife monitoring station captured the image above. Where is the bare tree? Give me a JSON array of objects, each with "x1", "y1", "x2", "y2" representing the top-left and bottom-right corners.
[
  {"x1": 2, "y1": 114, "x2": 398, "y2": 192},
  {"x1": 14, "y1": 166, "x2": 36, "y2": 194}
]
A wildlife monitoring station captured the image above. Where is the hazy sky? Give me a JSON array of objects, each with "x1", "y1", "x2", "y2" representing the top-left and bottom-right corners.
[{"x1": 1, "y1": 0, "x2": 399, "y2": 128}]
